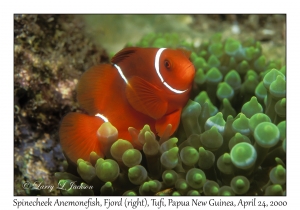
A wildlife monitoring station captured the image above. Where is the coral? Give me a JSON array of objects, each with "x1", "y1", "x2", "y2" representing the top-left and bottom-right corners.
[
  {"x1": 14, "y1": 14, "x2": 108, "y2": 195},
  {"x1": 55, "y1": 32, "x2": 285, "y2": 196}
]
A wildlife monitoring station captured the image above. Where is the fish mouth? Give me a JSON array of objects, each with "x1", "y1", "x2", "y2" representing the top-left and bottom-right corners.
[
  {"x1": 185, "y1": 63, "x2": 195, "y2": 71},
  {"x1": 183, "y1": 63, "x2": 196, "y2": 79}
]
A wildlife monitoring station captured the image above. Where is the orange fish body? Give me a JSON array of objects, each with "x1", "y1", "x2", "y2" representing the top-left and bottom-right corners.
[{"x1": 59, "y1": 47, "x2": 195, "y2": 163}]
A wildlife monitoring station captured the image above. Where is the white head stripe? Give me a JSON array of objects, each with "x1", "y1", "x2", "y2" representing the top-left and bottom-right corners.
[
  {"x1": 154, "y1": 48, "x2": 188, "y2": 94},
  {"x1": 155, "y1": 48, "x2": 166, "y2": 83},
  {"x1": 95, "y1": 113, "x2": 109, "y2": 122},
  {"x1": 163, "y1": 82, "x2": 187, "y2": 94},
  {"x1": 114, "y1": 63, "x2": 128, "y2": 84}
]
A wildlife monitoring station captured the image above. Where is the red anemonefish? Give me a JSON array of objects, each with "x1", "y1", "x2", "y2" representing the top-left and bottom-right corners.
[{"x1": 59, "y1": 47, "x2": 195, "y2": 163}]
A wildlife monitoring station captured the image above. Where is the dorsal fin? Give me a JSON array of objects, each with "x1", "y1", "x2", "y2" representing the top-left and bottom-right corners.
[
  {"x1": 77, "y1": 64, "x2": 116, "y2": 115},
  {"x1": 111, "y1": 47, "x2": 139, "y2": 64}
]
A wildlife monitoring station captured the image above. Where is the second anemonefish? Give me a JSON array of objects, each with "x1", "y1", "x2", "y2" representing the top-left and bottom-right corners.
[{"x1": 59, "y1": 47, "x2": 195, "y2": 163}]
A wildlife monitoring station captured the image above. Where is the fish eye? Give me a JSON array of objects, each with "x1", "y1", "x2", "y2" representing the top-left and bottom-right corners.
[{"x1": 164, "y1": 59, "x2": 171, "y2": 70}]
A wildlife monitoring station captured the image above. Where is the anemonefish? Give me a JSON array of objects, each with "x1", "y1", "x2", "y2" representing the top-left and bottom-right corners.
[{"x1": 59, "y1": 47, "x2": 195, "y2": 163}]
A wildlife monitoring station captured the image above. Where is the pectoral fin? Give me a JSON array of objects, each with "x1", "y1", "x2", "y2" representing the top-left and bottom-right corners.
[
  {"x1": 155, "y1": 109, "x2": 182, "y2": 137},
  {"x1": 125, "y1": 76, "x2": 168, "y2": 119}
]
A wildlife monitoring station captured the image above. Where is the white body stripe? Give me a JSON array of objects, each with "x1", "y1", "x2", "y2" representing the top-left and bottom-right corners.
[
  {"x1": 114, "y1": 63, "x2": 128, "y2": 84},
  {"x1": 154, "y1": 48, "x2": 188, "y2": 94},
  {"x1": 95, "y1": 113, "x2": 108, "y2": 122}
]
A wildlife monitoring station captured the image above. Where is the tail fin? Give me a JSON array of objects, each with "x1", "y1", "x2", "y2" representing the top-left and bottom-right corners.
[{"x1": 59, "y1": 112, "x2": 104, "y2": 164}]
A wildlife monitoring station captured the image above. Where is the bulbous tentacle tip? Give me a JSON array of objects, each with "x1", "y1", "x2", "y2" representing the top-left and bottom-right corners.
[
  {"x1": 95, "y1": 159, "x2": 120, "y2": 182},
  {"x1": 230, "y1": 176, "x2": 250, "y2": 195},
  {"x1": 97, "y1": 122, "x2": 118, "y2": 139},
  {"x1": 110, "y1": 139, "x2": 133, "y2": 161}
]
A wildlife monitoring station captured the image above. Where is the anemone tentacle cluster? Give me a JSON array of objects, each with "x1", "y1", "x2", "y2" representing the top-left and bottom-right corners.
[{"x1": 56, "y1": 33, "x2": 286, "y2": 196}]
